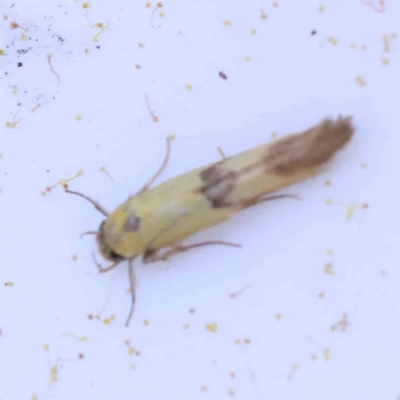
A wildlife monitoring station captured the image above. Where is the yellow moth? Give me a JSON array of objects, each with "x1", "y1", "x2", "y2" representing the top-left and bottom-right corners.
[{"x1": 67, "y1": 117, "x2": 354, "y2": 326}]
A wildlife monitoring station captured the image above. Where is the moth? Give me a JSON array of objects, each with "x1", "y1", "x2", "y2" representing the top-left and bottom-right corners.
[{"x1": 67, "y1": 116, "x2": 354, "y2": 326}]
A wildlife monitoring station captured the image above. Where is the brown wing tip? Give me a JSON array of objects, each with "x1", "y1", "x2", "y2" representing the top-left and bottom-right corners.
[
  {"x1": 268, "y1": 116, "x2": 355, "y2": 175},
  {"x1": 317, "y1": 115, "x2": 355, "y2": 153}
]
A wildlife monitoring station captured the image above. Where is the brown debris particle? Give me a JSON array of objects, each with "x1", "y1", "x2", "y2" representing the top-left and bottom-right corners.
[
  {"x1": 201, "y1": 386, "x2": 208, "y2": 392},
  {"x1": 229, "y1": 284, "x2": 250, "y2": 298},
  {"x1": 382, "y1": 34, "x2": 396, "y2": 53},
  {"x1": 331, "y1": 313, "x2": 349, "y2": 332},
  {"x1": 229, "y1": 371, "x2": 236, "y2": 379},
  {"x1": 72, "y1": 254, "x2": 78, "y2": 261},
  {"x1": 41, "y1": 170, "x2": 83, "y2": 196},
  {"x1": 362, "y1": 0, "x2": 385, "y2": 13},
  {"x1": 144, "y1": 93, "x2": 159, "y2": 122},
  {"x1": 219, "y1": 71, "x2": 228, "y2": 80},
  {"x1": 260, "y1": 8, "x2": 268, "y2": 19}
]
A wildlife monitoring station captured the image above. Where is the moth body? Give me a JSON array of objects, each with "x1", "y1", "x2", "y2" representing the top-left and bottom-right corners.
[{"x1": 66, "y1": 116, "x2": 354, "y2": 326}]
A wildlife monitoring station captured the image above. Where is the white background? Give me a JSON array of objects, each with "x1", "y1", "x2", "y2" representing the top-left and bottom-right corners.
[{"x1": 0, "y1": 1, "x2": 399, "y2": 399}]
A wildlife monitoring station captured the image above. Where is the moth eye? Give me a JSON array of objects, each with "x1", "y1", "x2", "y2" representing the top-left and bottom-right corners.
[{"x1": 124, "y1": 214, "x2": 141, "y2": 231}]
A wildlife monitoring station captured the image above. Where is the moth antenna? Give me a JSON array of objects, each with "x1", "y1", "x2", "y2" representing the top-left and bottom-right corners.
[
  {"x1": 65, "y1": 189, "x2": 109, "y2": 217},
  {"x1": 80, "y1": 231, "x2": 98, "y2": 238}
]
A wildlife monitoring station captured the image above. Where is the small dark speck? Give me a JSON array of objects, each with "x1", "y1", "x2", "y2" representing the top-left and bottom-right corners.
[
  {"x1": 219, "y1": 71, "x2": 228, "y2": 80},
  {"x1": 311, "y1": 30, "x2": 317, "y2": 35},
  {"x1": 46, "y1": 170, "x2": 50, "y2": 173},
  {"x1": 17, "y1": 62, "x2": 23, "y2": 67},
  {"x1": 17, "y1": 47, "x2": 32, "y2": 54},
  {"x1": 96, "y1": 46, "x2": 101, "y2": 49}
]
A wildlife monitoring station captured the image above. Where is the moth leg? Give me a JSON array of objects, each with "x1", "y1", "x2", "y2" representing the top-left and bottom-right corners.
[
  {"x1": 142, "y1": 240, "x2": 241, "y2": 264},
  {"x1": 92, "y1": 253, "x2": 122, "y2": 273},
  {"x1": 65, "y1": 190, "x2": 109, "y2": 217},
  {"x1": 125, "y1": 259, "x2": 136, "y2": 327},
  {"x1": 241, "y1": 193, "x2": 301, "y2": 210},
  {"x1": 136, "y1": 135, "x2": 174, "y2": 195}
]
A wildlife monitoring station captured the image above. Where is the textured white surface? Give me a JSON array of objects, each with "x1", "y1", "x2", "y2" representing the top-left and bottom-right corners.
[{"x1": 0, "y1": 1, "x2": 399, "y2": 399}]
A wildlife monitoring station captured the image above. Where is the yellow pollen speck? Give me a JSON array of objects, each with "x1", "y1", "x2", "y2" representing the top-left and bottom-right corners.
[
  {"x1": 323, "y1": 348, "x2": 330, "y2": 360},
  {"x1": 355, "y1": 76, "x2": 367, "y2": 87},
  {"x1": 145, "y1": 1, "x2": 151, "y2": 7},
  {"x1": 324, "y1": 262, "x2": 335, "y2": 276},
  {"x1": 103, "y1": 314, "x2": 115, "y2": 325},
  {"x1": 186, "y1": 84, "x2": 193, "y2": 91},
  {"x1": 275, "y1": 313, "x2": 282, "y2": 321},
  {"x1": 75, "y1": 115, "x2": 82, "y2": 121},
  {"x1": 318, "y1": 4, "x2": 325, "y2": 12},
  {"x1": 250, "y1": 29, "x2": 257, "y2": 35},
  {"x1": 43, "y1": 344, "x2": 50, "y2": 350},
  {"x1": 328, "y1": 37, "x2": 338, "y2": 45},
  {"x1": 382, "y1": 58, "x2": 390, "y2": 65},
  {"x1": 82, "y1": 2, "x2": 90, "y2": 9},
  {"x1": 245, "y1": 56, "x2": 251, "y2": 62},
  {"x1": 346, "y1": 202, "x2": 358, "y2": 220},
  {"x1": 223, "y1": 20, "x2": 232, "y2": 26},
  {"x1": 205, "y1": 322, "x2": 217, "y2": 332},
  {"x1": 49, "y1": 365, "x2": 58, "y2": 384}
]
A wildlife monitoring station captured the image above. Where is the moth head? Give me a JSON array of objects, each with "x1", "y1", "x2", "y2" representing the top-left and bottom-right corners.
[{"x1": 96, "y1": 220, "x2": 126, "y2": 262}]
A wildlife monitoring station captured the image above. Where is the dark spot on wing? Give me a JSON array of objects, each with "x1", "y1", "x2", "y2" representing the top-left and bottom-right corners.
[
  {"x1": 124, "y1": 214, "x2": 141, "y2": 231},
  {"x1": 200, "y1": 163, "x2": 237, "y2": 208}
]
